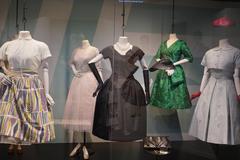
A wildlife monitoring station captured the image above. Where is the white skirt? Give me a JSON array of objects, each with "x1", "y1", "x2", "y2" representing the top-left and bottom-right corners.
[
  {"x1": 62, "y1": 72, "x2": 98, "y2": 132},
  {"x1": 189, "y1": 73, "x2": 240, "y2": 145}
]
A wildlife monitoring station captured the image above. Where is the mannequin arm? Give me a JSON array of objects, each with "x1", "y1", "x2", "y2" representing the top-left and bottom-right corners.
[
  {"x1": 166, "y1": 59, "x2": 189, "y2": 76},
  {"x1": 200, "y1": 67, "x2": 209, "y2": 92},
  {"x1": 191, "y1": 67, "x2": 209, "y2": 100},
  {"x1": 233, "y1": 68, "x2": 240, "y2": 96},
  {"x1": 71, "y1": 64, "x2": 78, "y2": 75},
  {"x1": 42, "y1": 60, "x2": 55, "y2": 106},
  {"x1": 139, "y1": 58, "x2": 150, "y2": 103},
  {"x1": 173, "y1": 59, "x2": 189, "y2": 66},
  {"x1": 0, "y1": 60, "x2": 6, "y2": 73},
  {"x1": 140, "y1": 58, "x2": 148, "y2": 70},
  {"x1": 42, "y1": 61, "x2": 49, "y2": 94},
  {"x1": 88, "y1": 54, "x2": 103, "y2": 63}
]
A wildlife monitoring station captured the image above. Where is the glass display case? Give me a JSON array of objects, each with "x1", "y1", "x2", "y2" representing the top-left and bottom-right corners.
[{"x1": 1, "y1": 0, "x2": 240, "y2": 159}]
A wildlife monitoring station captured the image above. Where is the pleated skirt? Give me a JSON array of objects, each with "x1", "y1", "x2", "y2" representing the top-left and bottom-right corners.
[{"x1": 189, "y1": 73, "x2": 240, "y2": 145}]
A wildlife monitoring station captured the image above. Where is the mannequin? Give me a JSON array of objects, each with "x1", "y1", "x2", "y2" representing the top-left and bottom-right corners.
[
  {"x1": 0, "y1": 30, "x2": 55, "y2": 154},
  {"x1": 189, "y1": 38, "x2": 240, "y2": 145},
  {"x1": 150, "y1": 33, "x2": 193, "y2": 153},
  {"x1": 63, "y1": 39, "x2": 100, "y2": 159},
  {"x1": 88, "y1": 36, "x2": 149, "y2": 141}
]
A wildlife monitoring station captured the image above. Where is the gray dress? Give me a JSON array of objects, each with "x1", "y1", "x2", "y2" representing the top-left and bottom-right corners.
[{"x1": 189, "y1": 46, "x2": 240, "y2": 145}]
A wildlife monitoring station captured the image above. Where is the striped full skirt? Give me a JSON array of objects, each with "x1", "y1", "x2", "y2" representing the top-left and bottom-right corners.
[{"x1": 0, "y1": 73, "x2": 55, "y2": 144}]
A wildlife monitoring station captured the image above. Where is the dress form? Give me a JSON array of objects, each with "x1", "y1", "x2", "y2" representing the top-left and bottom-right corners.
[
  {"x1": 219, "y1": 39, "x2": 231, "y2": 48},
  {"x1": 82, "y1": 40, "x2": 91, "y2": 49},
  {"x1": 0, "y1": 30, "x2": 55, "y2": 154},
  {"x1": 113, "y1": 36, "x2": 133, "y2": 55},
  {"x1": 166, "y1": 33, "x2": 179, "y2": 48},
  {"x1": 67, "y1": 39, "x2": 99, "y2": 158},
  {"x1": 18, "y1": 31, "x2": 32, "y2": 39}
]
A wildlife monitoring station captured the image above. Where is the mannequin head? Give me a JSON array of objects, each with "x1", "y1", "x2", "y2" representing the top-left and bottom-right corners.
[{"x1": 82, "y1": 40, "x2": 90, "y2": 48}]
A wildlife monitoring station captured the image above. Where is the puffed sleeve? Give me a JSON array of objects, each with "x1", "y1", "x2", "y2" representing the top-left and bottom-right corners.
[
  {"x1": 0, "y1": 42, "x2": 9, "y2": 61},
  {"x1": 40, "y1": 42, "x2": 52, "y2": 61},
  {"x1": 234, "y1": 50, "x2": 240, "y2": 68},
  {"x1": 100, "y1": 47, "x2": 111, "y2": 59},
  {"x1": 155, "y1": 42, "x2": 163, "y2": 59},
  {"x1": 181, "y1": 41, "x2": 193, "y2": 63},
  {"x1": 137, "y1": 48, "x2": 145, "y2": 60}
]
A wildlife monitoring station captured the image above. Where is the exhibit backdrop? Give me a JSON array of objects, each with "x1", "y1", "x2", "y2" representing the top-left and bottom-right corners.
[{"x1": 1, "y1": 0, "x2": 240, "y2": 143}]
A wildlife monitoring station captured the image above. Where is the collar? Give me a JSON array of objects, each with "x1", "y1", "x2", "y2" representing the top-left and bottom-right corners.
[
  {"x1": 212, "y1": 46, "x2": 234, "y2": 51},
  {"x1": 18, "y1": 36, "x2": 32, "y2": 40}
]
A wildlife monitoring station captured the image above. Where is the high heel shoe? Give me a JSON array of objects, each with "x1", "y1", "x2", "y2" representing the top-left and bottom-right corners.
[
  {"x1": 82, "y1": 145, "x2": 89, "y2": 160},
  {"x1": 69, "y1": 143, "x2": 81, "y2": 157},
  {"x1": 16, "y1": 144, "x2": 23, "y2": 155},
  {"x1": 8, "y1": 145, "x2": 15, "y2": 155}
]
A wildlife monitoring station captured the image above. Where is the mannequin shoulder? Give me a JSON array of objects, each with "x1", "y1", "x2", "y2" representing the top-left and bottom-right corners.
[
  {"x1": 33, "y1": 39, "x2": 50, "y2": 49},
  {"x1": 100, "y1": 46, "x2": 112, "y2": 53},
  {"x1": 0, "y1": 41, "x2": 11, "y2": 48},
  {"x1": 0, "y1": 40, "x2": 18, "y2": 50},
  {"x1": 89, "y1": 46, "x2": 100, "y2": 54},
  {"x1": 132, "y1": 46, "x2": 145, "y2": 54}
]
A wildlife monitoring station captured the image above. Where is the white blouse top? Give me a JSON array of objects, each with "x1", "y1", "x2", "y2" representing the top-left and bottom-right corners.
[{"x1": 0, "y1": 35, "x2": 51, "y2": 72}]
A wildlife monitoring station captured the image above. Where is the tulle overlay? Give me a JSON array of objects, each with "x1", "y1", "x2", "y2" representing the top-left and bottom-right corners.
[{"x1": 62, "y1": 72, "x2": 98, "y2": 132}]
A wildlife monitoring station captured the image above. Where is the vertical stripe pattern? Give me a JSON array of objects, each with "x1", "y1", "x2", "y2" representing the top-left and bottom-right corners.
[{"x1": 0, "y1": 73, "x2": 55, "y2": 144}]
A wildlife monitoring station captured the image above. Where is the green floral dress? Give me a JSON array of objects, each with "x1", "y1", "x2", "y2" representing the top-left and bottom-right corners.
[{"x1": 150, "y1": 40, "x2": 193, "y2": 109}]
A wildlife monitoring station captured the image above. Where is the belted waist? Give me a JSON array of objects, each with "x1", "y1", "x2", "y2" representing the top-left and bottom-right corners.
[
  {"x1": 8, "y1": 69, "x2": 38, "y2": 77},
  {"x1": 74, "y1": 70, "x2": 92, "y2": 77},
  {"x1": 209, "y1": 69, "x2": 233, "y2": 80}
]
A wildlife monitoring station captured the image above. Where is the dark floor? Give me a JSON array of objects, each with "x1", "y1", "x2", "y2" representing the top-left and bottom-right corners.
[{"x1": 0, "y1": 141, "x2": 240, "y2": 160}]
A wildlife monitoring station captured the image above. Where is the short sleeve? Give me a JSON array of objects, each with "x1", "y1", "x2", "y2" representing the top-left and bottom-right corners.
[
  {"x1": 234, "y1": 51, "x2": 240, "y2": 68},
  {"x1": 100, "y1": 47, "x2": 111, "y2": 59},
  {"x1": 40, "y1": 42, "x2": 52, "y2": 61},
  {"x1": 201, "y1": 54, "x2": 207, "y2": 67},
  {"x1": 155, "y1": 43, "x2": 163, "y2": 59},
  {"x1": 0, "y1": 42, "x2": 9, "y2": 61},
  {"x1": 181, "y1": 41, "x2": 193, "y2": 63},
  {"x1": 137, "y1": 48, "x2": 145, "y2": 60}
]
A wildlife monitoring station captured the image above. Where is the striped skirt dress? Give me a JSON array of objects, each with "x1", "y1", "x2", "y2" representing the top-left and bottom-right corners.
[{"x1": 0, "y1": 73, "x2": 55, "y2": 144}]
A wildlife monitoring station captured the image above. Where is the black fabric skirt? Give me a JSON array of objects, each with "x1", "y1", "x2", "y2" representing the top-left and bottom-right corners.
[{"x1": 92, "y1": 76, "x2": 146, "y2": 141}]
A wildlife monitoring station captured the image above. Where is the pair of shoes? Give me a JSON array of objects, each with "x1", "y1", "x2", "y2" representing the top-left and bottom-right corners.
[
  {"x1": 69, "y1": 144, "x2": 89, "y2": 159},
  {"x1": 82, "y1": 145, "x2": 89, "y2": 160},
  {"x1": 69, "y1": 143, "x2": 81, "y2": 157},
  {"x1": 17, "y1": 145, "x2": 23, "y2": 155}
]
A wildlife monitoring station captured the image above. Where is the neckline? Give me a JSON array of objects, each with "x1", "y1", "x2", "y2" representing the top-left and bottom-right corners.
[
  {"x1": 165, "y1": 39, "x2": 180, "y2": 49},
  {"x1": 112, "y1": 45, "x2": 133, "y2": 56}
]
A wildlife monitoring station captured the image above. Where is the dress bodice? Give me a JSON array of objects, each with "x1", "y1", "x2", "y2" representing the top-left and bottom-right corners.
[
  {"x1": 70, "y1": 47, "x2": 99, "y2": 73},
  {"x1": 100, "y1": 46, "x2": 144, "y2": 78},
  {"x1": 155, "y1": 40, "x2": 193, "y2": 63},
  {"x1": 0, "y1": 38, "x2": 51, "y2": 72},
  {"x1": 202, "y1": 46, "x2": 240, "y2": 73}
]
